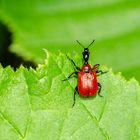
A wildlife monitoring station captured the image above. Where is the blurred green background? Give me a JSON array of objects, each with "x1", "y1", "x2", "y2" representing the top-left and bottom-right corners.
[{"x1": 0, "y1": 0, "x2": 140, "y2": 82}]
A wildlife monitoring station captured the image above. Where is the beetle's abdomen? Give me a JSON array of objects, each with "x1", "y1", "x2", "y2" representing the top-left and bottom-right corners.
[{"x1": 78, "y1": 72, "x2": 98, "y2": 96}]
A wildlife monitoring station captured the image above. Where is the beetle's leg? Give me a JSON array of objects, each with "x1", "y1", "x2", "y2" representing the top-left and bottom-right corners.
[
  {"x1": 98, "y1": 83, "x2": 103, "y2": 97},
  {"x1": 72, "y1": 86, "x2": 78, "y2": 107},
  {"x1": 96, "y1": 70, "x2": 108, "y2": 76},
  {"x1": 94, "y1": 64, "x2": 100, "y2": 68},
  {"x1": 66, "y1": 55, "x2": 81, "y2": 71},
  {"x1": 92, "y1": 64, "x2": 108, "y2": 75},
  {"x1": 91, "y1": 64, "x2": 100, "y2": 71},
  {"x1": 62, "y1": 71, "x2": 78, "y2": 81}
]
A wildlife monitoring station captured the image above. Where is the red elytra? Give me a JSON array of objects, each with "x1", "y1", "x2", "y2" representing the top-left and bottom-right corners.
[
  {"x1": 78, "y1": 64, "x2": 98, "y2": 96},
  {"x1": 63, "y1": 40, "x2": 107, "y2": 107}
]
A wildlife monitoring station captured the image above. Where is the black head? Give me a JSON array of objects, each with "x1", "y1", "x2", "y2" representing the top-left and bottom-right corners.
[{"x1": 76, "y1": 40, "x2": 95, "y2": 64}]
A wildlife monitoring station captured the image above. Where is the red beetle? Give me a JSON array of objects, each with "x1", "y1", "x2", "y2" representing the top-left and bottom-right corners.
[{"x1": 63, "y1": 40, "x2": 107, "y2": 106}]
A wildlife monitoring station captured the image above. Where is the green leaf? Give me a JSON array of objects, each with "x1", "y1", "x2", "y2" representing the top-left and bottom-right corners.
[
  {"x1": 0, "y1": 51, "x2": 140, "y2": 140},
  {"x1": 0, "y1": 0, "x2": 140, "y2": 82}
]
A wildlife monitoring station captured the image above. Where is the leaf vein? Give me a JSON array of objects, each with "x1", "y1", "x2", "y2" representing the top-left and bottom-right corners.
[{"x1": 81, "y1": 103, "x2": 110, "y2": 140}]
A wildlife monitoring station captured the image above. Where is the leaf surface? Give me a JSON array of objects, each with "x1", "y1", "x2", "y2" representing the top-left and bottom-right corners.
[
  {"x1": 0, "y1": 52, "x2": 140, "y2": 140},
  {"x1": 0, "y1": 0, "x2": 140, "y2": 81}
]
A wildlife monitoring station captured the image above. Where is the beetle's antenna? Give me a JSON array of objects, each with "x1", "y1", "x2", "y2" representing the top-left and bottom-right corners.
[
  {"x1": 87, "y1": 40, "x2": 95, "y2": 48},
  {"x1": 76, "y1": 40, "x2": 85, "y2": 48}
]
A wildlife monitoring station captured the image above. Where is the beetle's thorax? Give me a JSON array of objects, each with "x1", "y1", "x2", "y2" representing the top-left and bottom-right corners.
[{"x1": 82, "y1": 64, "x2": 91, "y2": 73}]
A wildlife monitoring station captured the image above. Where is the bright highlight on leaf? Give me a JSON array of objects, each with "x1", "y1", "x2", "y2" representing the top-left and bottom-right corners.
[{"x1": 0, "y1": 51, "x2": 140, "y2": 140}]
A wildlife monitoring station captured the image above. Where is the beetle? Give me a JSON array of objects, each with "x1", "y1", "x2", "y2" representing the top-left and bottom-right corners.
[{"x1": 63, "y1": 40, "x2": 107, "y2": 106}]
